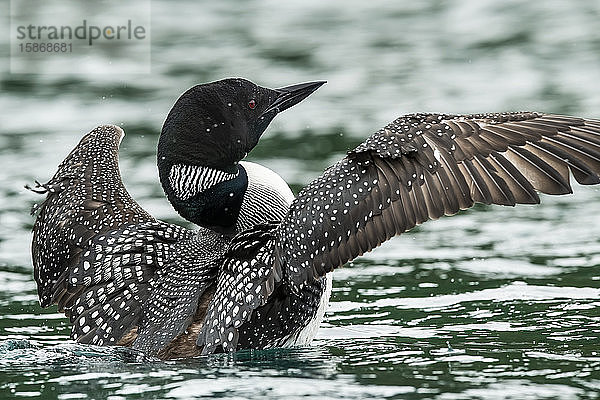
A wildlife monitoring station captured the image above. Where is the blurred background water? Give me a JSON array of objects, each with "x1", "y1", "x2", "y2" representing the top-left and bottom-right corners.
[{"x1": 1, "y1": 0, "x2": 600, "y2": 398}]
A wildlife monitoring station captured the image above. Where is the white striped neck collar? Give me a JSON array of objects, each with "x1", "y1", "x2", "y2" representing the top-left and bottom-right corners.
[{"x1": 168, "y1": 164, "x2": 239, "y2": 201}]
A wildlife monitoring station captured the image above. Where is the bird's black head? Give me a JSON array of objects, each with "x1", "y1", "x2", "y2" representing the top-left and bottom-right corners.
[
  {"x1": 158, "y1": 78, "x2": 325, "y2": 171},
  {"x1": 157, "y1": 78, "x2": 325, "y2": 231}
]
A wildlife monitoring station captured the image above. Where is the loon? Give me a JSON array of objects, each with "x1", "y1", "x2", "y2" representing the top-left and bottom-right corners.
[{"x1": 29, "y1": 78, "x2": 600, "y2": 359}]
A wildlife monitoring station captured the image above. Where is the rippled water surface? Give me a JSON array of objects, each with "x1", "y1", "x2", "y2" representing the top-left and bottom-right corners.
[{"x1": 1, "y1": 0, "x2": 600, "y2": 398}]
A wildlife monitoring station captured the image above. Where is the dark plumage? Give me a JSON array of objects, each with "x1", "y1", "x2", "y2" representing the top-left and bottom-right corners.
[{"x1": 29, "y1": 77, "x2": 600, "y2": 359}]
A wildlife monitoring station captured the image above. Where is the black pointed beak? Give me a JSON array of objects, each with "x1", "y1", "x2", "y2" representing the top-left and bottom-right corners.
[{"x1": 263, "y1": 80, "x2": 326, "y2": 115}]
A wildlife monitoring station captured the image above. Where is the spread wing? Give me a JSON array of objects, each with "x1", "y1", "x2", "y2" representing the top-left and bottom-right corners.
[
  {"x1": 30, "y1": 125, "x2": 197, "y2": 346},
  {"x1": 278, "y1": 112, "x2": 600, "y2": 288},
  {"x1": 197, "y1": 112, "x2": 600, "y2": 353}
]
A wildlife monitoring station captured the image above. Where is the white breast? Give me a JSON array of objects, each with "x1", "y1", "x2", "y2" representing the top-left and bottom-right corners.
[{"x1": 236, "y1": 161, "x2": 295, "y2": 232}]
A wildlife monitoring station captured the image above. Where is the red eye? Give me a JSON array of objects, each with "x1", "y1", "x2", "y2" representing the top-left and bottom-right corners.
[{"x1": 248, "y1": 99, "x2": 256, "y2": 109}]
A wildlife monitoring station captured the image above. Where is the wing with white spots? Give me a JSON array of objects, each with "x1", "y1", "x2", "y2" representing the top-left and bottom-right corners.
[
  {"x1": 196, "y1": 224, "x2": 280, "y2": 354},
  {"x1": 66, "y1": 221, "x2": 194, "y2": 346},
  {"x1": 30, "y1": 125, "x2": 155, "y2": 308},
  {"x1": 29, "y1": 125, "x2": 195, "y2": 346},
  {"x1": 275, "y1": 113, "x2": 600, "y2": 290},
  {"x1": 131, "y1": 229, "x2": 228, "y2": 357},
  {"x1": 196, "y1": 222, "x2": 330, "y2": 354},
  {"x1": 197, "y1": 112, "x2": 600, "y2": 354}
]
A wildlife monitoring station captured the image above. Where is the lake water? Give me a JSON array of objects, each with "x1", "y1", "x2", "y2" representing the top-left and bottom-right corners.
[{"x1": 1, "y1": 0, "x2": 600, "y2": 398}]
